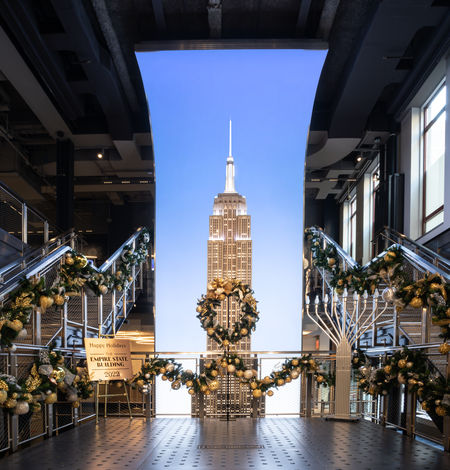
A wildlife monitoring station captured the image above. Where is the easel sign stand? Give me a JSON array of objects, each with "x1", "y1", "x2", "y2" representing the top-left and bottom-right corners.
[
  {"x1": 84, "y1": 338, "x2": 134, "y2": 424},
  {"x1": 94, "y1": 379, "x2": 133, "y2": 424}
]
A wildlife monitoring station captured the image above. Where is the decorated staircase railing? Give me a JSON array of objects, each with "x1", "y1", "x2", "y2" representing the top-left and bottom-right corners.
[
  {"x1": 305, "y1": 226, "x2": 450, "y2": 450},
  {"x1": 0, "y1": 227, "x2": 150, "y2": 350},
  {"x1": 374, "y1": 226, "x2": 450, "y2": 276}
]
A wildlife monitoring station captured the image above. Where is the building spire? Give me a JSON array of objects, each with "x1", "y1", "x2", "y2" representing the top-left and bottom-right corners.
[{"x1": 224, "y1": 120, "x2": 236, "y2": 193}]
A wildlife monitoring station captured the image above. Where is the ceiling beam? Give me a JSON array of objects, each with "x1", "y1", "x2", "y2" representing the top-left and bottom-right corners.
[
  {"x1": 207, "y1": 0, "x2": 222, "y2": 39},
  {"x1": 136, "y1": 38, "x2": 327, "y2": 52},
  {"x1": 296, "y1": 0, "x2": 312, "y2": 37},
  {"x1": 151, "y1": 0, "x2": 167, "y2": 32},
  {"x1": 317, "y1": 0, "x2": 340, "y2": 40}
]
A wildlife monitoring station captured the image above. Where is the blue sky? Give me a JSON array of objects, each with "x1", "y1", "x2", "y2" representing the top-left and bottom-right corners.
[{"x1": 137, "y1": 49, "x2": 326, "y2": 353}]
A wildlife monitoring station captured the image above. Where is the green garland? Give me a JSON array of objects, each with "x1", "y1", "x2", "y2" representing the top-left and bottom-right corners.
[
  {"x1": 0, "y1": 345, "x2": 94, "y2": 415},
  {"x1": 352, "y1": 348, "x2": 449, "y2": 417},
  {"x1": 196, "y1": 279, "x2": 259, "y2": 346},
  {"x1": 0, "y1": 229, "x2": 151, "y2": 347},
  {"x1": 133, "y1": 353, "x2": 332, "y2": 398},
  {"x1": 305, "y1": 227, "x2": 450, "y2": 342}
]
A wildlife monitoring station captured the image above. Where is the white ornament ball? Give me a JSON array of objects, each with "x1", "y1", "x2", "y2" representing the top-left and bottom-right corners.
[
  {"x1": 185, "y1": 369, "x2": 193, "y2": 376},
  {"x1": 290, "y1": 370, "x2": 300, "y2": 380},
  {"x1": 166, "y1": 364, "x2": 174, "y2": 373},
  {"x1": 9, "y1": 344, "x2": 17, "y2": 352},
  {"x1": 14, "y1": 401, "x2": 30, "y2": 415},
  {"x1": 243, "y1": 370, "x2": 253, "y2": 380},
  {"x1": 17, "y1": 328, "x2": 28, "y2": 340},
  {"x1": 381, "y1": 287, "x2": 396, "y2": 303},
  {"x1": 144, "y1": 373, "x2": 151, "y2": 379}
]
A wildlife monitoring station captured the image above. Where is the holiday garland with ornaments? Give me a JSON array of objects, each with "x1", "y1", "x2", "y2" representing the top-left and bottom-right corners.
[
  {"x1": 0, "y1": 229, "x2": 150, "y2": 347},
  {"x1": 305, "y1": 227, "x2": 450, "y2": 344},
  {"x1": 0, "y1": 345, "x2": 93, "y2": 415},
  {"x1": 133, "y1": 278, "x2": 333, "y2": 398},
  {"x1": 351, "y1": 348, "x2": 450, "y2": 417}
]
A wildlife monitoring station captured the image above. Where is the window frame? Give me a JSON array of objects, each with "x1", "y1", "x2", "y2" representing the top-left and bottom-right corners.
[{"x1": 421, "y1": 80, "x2": 446, "y2": 235}]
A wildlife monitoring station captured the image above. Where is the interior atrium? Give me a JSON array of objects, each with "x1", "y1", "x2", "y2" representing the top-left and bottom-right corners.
[{"x1": 0, "y1": 1, "x2": 449, "y2": 469}]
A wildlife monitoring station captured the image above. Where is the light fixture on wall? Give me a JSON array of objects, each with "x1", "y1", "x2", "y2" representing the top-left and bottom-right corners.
[
  {"x1": 97, "y1": 148, "x2": 104, "y2": 159},
  {"x1": 356, "y1": 155, "x2": 362, "y2": 162}
]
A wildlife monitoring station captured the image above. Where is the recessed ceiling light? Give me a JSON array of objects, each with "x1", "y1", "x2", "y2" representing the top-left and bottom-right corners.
[
  {"x1": 97, "y1": 152, "x2": 103, "y2": 159},
  {"x1": 356, "y1": 156, "x2": 362, "y2": 162}
]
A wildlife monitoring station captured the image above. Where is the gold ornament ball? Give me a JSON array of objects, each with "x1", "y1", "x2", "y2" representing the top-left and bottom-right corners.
[
  {"x1": 316, "y1": 375, "x2": 324, "y2": 384},
  {"x1": 45, "y1": 393, "x2": 58, "y2": 405},
  {"x1": 252, "y1": 389, "x2": 262, "y2": 398},
  {"x1": 209, "y1": 380, "x2": 220, "y2": 391},
  {"x1": 161, "y1": 375, "x2": 168, "y2": 381},
  {"x1": 267, "y1": 390, "x2": 274, "y2": 397},
  {"x1": 384, "y1": 365, "x2": 392, "y2": 374},
  {"x1": 72, "y1": 401, "x2": 80, "y2": 408},
  {"x1": 53, "y1": 294, "x2": 65, "y2": 306},
  {"x1": 0, "y1": 390, "x2": 7, "y2": 404},
  {"x1": 222, "y1": 339, "x2": 230, "y2": 347},
  {"x1": 136, "y1": 380, "x2": 144, "y2": 388},
  {"x1": 227, "y1": 364, "x2": 236, "y2": 373},
  {"x1": 263, "y1": 376, "x2": 272, "y2": 385},
  {"x1": 204, "y1": 389, "x2": 211, "y2": 395},
  {"x1": 205, "y1": 362, "x2": 212, "y2": 369},
  {"x1": 439, "y1": 343, "x2": 450, "y2": 354},
  {"x1": 211, "y1": 370, "x2": 218, "y2": 378},
  {"x1": 285, "y1": 377, "x2": 292, "y2": 383},
  {"x1": 236, "y1": 370, "x2": 244, "y2": 378},
  {"x1": 240, "y1": 328, "x2": 248, "y2": 336},
  {"x1": 186, "y1": 380, "x2": 194, "y2": 388},
  {"x1": 234, "y1": 358, "x2": 240, "y2": 364},
  {"x1": 290, "y1": 370, "x2": 300, "y2": 380},
  {"x1": 188, "y1": 389, "x2": 195, "y2": 396},
  {"x1": 398, "y1": 359, "x2": 407, "y2": 369},
  {"x1": 243, "y1": 370, "x2": 253, "y2": 380},
  {"x1": 409, "y1": 297, "x2": 423, "y2": 308},
  {"x1": 435, "y1": 406, "x2": 447, "y2": 417},
  {"x1": 276, "y1": 379, "x2": 285, "y2": 387},
  {"x1": 207, "y1": 328, "x2": 215, "y2": 336},
  {"x1": 200, "y1": 385, "x2": 208, "y2": 393},
  {"x1": 291, "y1": 359, "x2": 299, "y2": 367}
]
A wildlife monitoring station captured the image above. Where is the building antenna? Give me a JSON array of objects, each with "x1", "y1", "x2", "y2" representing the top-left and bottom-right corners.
[{"x1": 229, "y1": 119, "x2": 232, "y2": 156}]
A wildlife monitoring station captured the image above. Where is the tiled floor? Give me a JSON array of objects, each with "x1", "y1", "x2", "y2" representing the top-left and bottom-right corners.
[{"x1": 1, "y1": 417, "x2": 449, "y2": 469}]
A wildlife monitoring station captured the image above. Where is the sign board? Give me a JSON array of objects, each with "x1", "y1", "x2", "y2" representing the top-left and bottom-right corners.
[{"x1": 84, "y1": 338, "x2": 133, "y2": 381}]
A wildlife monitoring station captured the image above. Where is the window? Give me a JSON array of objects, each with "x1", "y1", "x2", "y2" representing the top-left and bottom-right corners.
[
  {"x1": 343, "y1": 193, "x2": 357, "y2": 259},
  {"x1": 422, "y1": 82, "x2": 446, "y2": 233},
  {"x1": 370, "y1": 164, "x2": 380, "y2": 257}
]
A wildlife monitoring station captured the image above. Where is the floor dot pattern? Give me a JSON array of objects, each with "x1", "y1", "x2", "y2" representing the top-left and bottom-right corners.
[{"x1": 1, "y1": 417, "x2": 449, "y2": 469}]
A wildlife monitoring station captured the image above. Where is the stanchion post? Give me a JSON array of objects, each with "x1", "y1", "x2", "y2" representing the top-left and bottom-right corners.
[
  {"x1": 47, "y1": 404, "x2": 54, "y2": 437},
  {"x1": 10, "y1": 414, "x2": 18, "y2": 452},
  {"x1": 305, "y1": 373, "x2": 313, "y2": 417},
  {"x1": 405, "y1": 389, "x2": 416, "y2": 439}
]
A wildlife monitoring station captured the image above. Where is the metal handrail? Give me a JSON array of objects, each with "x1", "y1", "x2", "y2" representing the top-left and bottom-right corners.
[
  {"x1": 0, "y1": 230, "x2": 76, "y2": 286},
  {"x1": 310, "y1": 227, "x2": 358, "y2": 268},
  {"x1": 99, "y1": 227, "x2": 144, "y2": 271},
  {"x1": 376, "y1": 226, "x2": 450, "y2": 273}
]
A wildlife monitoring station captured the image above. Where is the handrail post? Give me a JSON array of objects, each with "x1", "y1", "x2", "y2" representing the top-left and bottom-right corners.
[
  {"x1": 393, "y1": 305, "x2": 399, "y2": 347},
  {"x1": 21, "y1": 202, "x2": 28, "y2": 245},
  {"x1": 81, "y1": 290, "x2": 88, "y2": 339},
  {"x1": 112, "y1": 261, "x2": 117, "y2": 336},
  {"x1": 444, "y1": 351, "x2": 450, "y2": 452},
  {"x1": 420, "y1": 307, "x2": 430, "y2": 344},
  {"x1": 61, "y1": 303, "x2": 68, "y2": 348},
  {"x1": 98, "y1": 295, "x2": 103, "y2": 337},
  {"x1": 44, "y1": 220, "x2": 49, "y2": 245},
  {"x1": 33, "y1": 306, "x2": 41, "y2": 346}
]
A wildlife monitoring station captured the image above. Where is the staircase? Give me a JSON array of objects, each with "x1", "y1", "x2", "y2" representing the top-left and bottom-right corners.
[{"x1": 305, "y1": 226, "x2": 449, "y2": 433}]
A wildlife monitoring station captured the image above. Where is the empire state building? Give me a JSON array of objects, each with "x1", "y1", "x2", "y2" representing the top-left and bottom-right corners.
[
  {"x1": 207, "y1": 121, "x2": 252, "y2": 352},
  {"x1": 199, "y1": 122, "x2": 257, "y2": 418}
]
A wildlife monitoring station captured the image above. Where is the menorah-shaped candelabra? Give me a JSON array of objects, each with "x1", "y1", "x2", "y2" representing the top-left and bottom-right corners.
[{"x1": 305, "y1": 288, "x2": 389, "y2": 420}]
